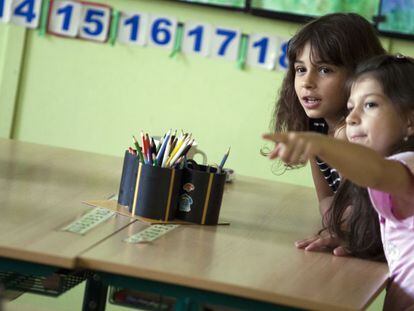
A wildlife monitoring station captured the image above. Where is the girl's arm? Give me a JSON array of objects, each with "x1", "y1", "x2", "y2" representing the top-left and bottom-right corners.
[{"x1": 263, "y1": 132, "x2": 414, "y2": 217}]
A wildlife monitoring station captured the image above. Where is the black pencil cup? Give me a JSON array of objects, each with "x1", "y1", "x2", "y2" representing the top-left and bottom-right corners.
[
  {"x1": 118, "y1": 151, "x2": 139, "y2": 208},
  {"x1": 131, "y1": 163, "x2": 182, "y2": 221},
  {"x1": 176, "y1": 163, "x2": 226, "y2": 225}
]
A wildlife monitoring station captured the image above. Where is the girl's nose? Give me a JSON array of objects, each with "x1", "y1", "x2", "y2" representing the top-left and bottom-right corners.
[
  {"x1": 302, "y1": 73, "x2": 316, "y2": 89},
  {"x1": 346, "y1": 108, "x2": 360, "y2": 126}
]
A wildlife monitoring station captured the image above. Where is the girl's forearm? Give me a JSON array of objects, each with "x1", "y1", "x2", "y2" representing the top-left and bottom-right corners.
[
  {"x1": 263, "y1": 132, "x2": 413, "y2": 197},
  {"x1": 317, "y1": 137, "x2": 381, "y2": 184},
  {"x1": 316, "y1": 136, "x2": 412, "y2": 196}
]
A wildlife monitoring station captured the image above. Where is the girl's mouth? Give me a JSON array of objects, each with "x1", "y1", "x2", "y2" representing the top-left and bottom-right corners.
[
  {"x1": 302, "y1": 96, "x2": 321, "y2": 109},
  {"x1": 349, "y1": 135, "x2": 367, "y2": 141}
]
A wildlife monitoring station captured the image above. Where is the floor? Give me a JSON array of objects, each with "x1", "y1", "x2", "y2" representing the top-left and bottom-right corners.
[{"x1": 3, "y1": 282, "x2": 385, "y2": 310}]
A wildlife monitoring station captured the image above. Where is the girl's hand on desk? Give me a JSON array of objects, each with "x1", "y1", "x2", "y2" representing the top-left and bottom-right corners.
[{"x1": 295, "y1": 233, "x2": 350, "y2": 257}]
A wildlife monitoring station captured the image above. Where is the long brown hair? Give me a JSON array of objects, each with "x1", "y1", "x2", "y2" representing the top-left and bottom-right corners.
[
  {"x1": 272, "y1": 13, "x2": 385, "y2": 133},
  {"x1": 325, "y1": 55, "x2": 414, "y2": 261}
]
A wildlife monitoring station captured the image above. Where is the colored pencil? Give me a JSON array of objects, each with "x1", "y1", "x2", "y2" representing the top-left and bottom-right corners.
[
  {"x1": 218, "y1": 147, "x2": 231, "y2": 171},
  {"x1": 156, "y1": 131, "x2": 170, "y2": 165},
  {"x1": 132, "y1": 136, "x2": 145, "y2": 163}
]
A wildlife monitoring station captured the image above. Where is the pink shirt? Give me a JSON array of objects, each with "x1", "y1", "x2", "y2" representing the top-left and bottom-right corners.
[{"x1": 368, "y1": 152, "x2": 414, "y2": 311}]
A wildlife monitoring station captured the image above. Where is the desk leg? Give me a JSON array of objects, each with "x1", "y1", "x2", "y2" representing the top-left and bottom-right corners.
[
  {"x1": 82, "y1": 273, "x2": 108, "y2": 311},
  {"x1": 0, "y1": 283, "x2": 4, "y2": 311}
]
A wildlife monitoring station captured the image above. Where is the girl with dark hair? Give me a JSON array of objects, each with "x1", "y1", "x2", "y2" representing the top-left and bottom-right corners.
[
  {"x1": 270, "y1": 12, "x2": 385, "y2": 257},
  {"x1": 264, "y1": 54, "x2": 414, "y2": 310}
]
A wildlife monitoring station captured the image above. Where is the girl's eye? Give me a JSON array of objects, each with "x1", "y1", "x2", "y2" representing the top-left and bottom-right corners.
[
  {"x1": 364, "y1": 102, "x2": 378, "y2": 109},
  {"x1": 295, "y1": 66, "x2": 306, "y2": 74},
  {"x1": 346, "y1": 106, "x2": 354, "y2": 115},
  {"x1": 319, "y1": 67, "x2": 332, "y2": 74}
]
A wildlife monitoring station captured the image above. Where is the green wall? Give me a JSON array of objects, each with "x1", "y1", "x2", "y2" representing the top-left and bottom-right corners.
[
  {"x1": 0, "y1": 25, "x2": 26, "y2": 138},
  {"x1": 1, "y1": 0, "x2": 414, "y2": 188}
]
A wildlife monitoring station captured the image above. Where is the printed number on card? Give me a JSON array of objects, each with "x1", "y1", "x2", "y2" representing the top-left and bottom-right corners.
[
  {"x1": 182, "y1": 21, "x2": 212, "y2": 57},
  {"x1": 148, "y1": 15, "x2": 177, "y2": 49},
  {"x1": 0, "y1": 0, "x2": 13, "y2": 23},
  {"x1": 49, "y1": 0, "x2": 82, "y2": 37},
  {"x1": 117, "y1": 12, "x2": 148, "y2": 46},
  {"x1": 11, "y1": 0, "x2": 42, "y2": 28},
  {"x1": 247, "y1": 34, "x2": 279, "y2": 70},
  {"x1": 78, "y1": 4, "x2": 111, "y2": 42},
  {"x1": 211, "y1": 27, "x2": 241, "y2": 61},
  {"x1": 278, "y1": 40, "x2": 289, "y2": 70}
]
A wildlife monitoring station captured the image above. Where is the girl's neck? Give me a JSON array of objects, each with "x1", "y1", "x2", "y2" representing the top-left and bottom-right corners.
[{"x1": 324, "y1": 116, "x2": 342, "y2": 135}]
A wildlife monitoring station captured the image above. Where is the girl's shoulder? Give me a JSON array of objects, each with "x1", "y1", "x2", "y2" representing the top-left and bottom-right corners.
[
  {"x1": 369, "y1": 151, "x2": 414, "y2": 224},
  {"x1": 388, "y1": 152, "x2": 414, "y2": 171}
]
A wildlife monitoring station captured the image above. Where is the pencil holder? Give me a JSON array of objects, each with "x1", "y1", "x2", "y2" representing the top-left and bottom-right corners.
[
  {"x1": 176, "y1": 163, "x2": 226, "y2": 225},
  {"x1": 118, "y1": 151, "x2": 139, "y2": 209},
  {"x1": 131, "y1": 163, "x2": 182, "y2": 221}
]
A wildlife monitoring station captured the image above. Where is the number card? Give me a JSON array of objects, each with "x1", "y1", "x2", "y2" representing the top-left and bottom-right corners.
[
  {"x1": 117, "y1": 11, "x2": 148, "y2": 46},
  {"x1": 211, "y1": 26, "x2": 241, "y2": 61},
  {"x1": 182, "y1": 21, "x2": 213, "y2": 57},
  {"x1": 61, "y1": 207, "x2": 115, "y2": 235},
  {"x1": 48, "y1": 0, "x2": 82, "y2": 37},
  {"x1": 10, "y1": 0, "x2": 42, "y2": 28},
  {"x1": 0, "y1": 0, "x2": 13, "y2": 23},
  {"x1": 124, "y1": 224, "x2": 179, "y2": 244},
  {"x1": 78, "y1": 3, "x2": 111, "y2": 42},
  {"x1": 148, "y1": 15, "x2": 177, "y2": 50},
  {"x1": 247, "y1": 33, "x2": 279, "y2": 70},
  {"x1": 277, "y1": 39, "x2": 289, "y2": 70}
]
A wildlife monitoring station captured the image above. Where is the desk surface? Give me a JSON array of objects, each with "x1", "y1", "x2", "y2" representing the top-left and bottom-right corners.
[
  {"x1": 79, "y1": 176, "x2": 389, "y2": 311},
  {"x1": 0, "y1": 138, "x2": 134, "y2": 268}
]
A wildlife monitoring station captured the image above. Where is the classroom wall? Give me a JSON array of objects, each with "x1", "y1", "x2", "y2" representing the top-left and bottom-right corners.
[
  {"x1": 0, "y1": 25, "x2": 25, "y2": 138},
  {"x1": 1, "y1": 0, "x2": 414, "y2": 188}
]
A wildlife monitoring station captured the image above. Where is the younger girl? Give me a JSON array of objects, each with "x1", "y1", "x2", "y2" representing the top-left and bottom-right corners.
[
  {"x1": 271, "y1": 12, "x2": 385, "y2": 258},
  {"x1": 264, "y1": 54, "x2": 414, "y2": 310}
]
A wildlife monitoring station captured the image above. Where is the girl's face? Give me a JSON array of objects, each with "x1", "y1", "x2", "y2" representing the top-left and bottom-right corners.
[
  {"x1": 346, "y1": 76, "x2": 410, "y2": 156},
  {"x1": 294, "y1": 42, "x2": 349, "y2": 125}
]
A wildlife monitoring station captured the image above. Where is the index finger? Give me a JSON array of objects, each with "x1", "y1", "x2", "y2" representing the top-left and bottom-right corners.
[{"x1": 262, "y1": 133, "x2": 289, "y2": 143}]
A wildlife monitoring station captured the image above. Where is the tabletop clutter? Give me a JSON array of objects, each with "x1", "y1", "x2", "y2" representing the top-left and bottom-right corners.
[{"x1": 117, "y1": 130, "x2": 231, "y2": 225}]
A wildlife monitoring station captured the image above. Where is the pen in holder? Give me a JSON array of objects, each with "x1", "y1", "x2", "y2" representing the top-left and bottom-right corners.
[
  {"x1": 118, "y1": 150, "x2": 139, "y2": 209},
  {"x1": 131, "y1": 163, "x2": 182, "y2": 221},
  {"x1": 176, "y1": 161, "x2": 226, "y2": 225}
]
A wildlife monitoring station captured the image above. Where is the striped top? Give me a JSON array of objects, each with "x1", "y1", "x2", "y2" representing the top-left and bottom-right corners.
[{"x1": 309, "y1": 119, "x2": 341, "y2": 193}]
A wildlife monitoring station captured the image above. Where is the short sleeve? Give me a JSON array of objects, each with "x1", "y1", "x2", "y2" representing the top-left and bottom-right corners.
[{"x1": 368, "y1": 152, "x2": 414, "y2": 223}]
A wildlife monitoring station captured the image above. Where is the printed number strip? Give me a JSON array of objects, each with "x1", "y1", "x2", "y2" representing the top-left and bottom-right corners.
[
  {"x1": 2, "y1": 0, "x2": 289, "y2": 71},
  {"x1": 124, "y1": 224, "x2": 179, "y2": 243},
  {"x1": 61, "y1": 207, "x2": 115, "y2": 234}
]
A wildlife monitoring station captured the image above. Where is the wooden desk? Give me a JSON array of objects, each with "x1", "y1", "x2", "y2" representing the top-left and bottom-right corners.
[
  {"x1": 79, "y1": 176, "x2": 389, "y2": 311},
  {"x1": 0, "y1": 138, "x2": 133, "y2": 270},
  {"x1": 0, "y1": 138, "x2": 137, "y2": 309}
]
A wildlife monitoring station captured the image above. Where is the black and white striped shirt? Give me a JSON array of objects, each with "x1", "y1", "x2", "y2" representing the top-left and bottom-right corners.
[{"x1": 309, "y1": 119, "x2": 341, "y2": 193}]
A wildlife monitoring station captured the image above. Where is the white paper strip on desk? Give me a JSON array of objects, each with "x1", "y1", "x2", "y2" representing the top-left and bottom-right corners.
[
  {"x1": 61, "y1": 207, "x2": 115, "y2": 235},
  {"x1": 124, "y1": 224, "x2": 179, "y2": 244}
]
